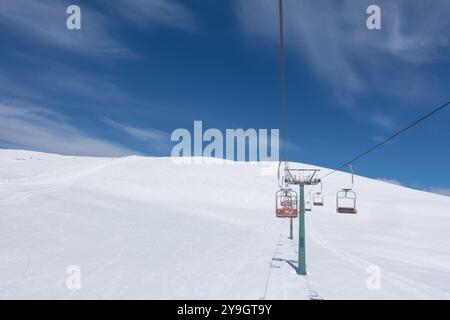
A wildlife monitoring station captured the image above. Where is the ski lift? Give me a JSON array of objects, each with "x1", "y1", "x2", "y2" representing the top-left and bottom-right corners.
[
  {"x1": 305, "y1": 192, "x2": 312, "y2": 212},
  {"x1": 313, "y1": 193, "x2": 324, "y2": 206},
  {"x1": 336, "y1": 189, "x2": 357, "y2": 214},
  {"x1": 276, "y1": 188, "x2": 298, "y2": 218},
  {"x1": 313, "y1": 181, "x2": 324, "y2": 206},
  {"x1": 336, "y1": 164, "x2": 357, "y2": 214}
]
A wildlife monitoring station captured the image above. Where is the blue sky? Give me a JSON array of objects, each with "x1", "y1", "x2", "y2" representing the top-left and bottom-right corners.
[{"x1": 0, "y1": 0, "x2": 449, "y2": 194}]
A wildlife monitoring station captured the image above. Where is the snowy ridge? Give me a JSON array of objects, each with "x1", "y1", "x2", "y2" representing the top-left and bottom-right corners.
[{"x1": 0, "y1": 149, "x2": 449, "y2": 299}]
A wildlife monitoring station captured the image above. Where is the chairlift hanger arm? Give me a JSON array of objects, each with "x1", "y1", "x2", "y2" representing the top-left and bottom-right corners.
[
  {"x1": 286, "y1": 169, "x2": 295, "y2": 183},
  {"x1": 284, "y1": 168, "x2": 321, "y2": 185}
]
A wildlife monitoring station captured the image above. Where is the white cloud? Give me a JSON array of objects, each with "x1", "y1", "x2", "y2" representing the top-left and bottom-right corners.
[
  {"x1": 110, "y1": 0, "x2": 197, "y2": 31},
  {"x1": 0, "y1": 0, "x2": 198, "y2": 59},
  {"x1": 38, "y1": 65, "x2": 133, "y2": 105},
  {"x1": 0, "y1": 0, "x2": 134, "y2": 58},
  {"x1": 0, "y1": 74, "x2": 48, "y2": 104},
  {"x1": 0, "y1": 61, "x2": 144, "y2": 113},
  {"x1": 370, "y1": 113, "x2": 397, "y2": 131},
  {"x1": 101, "y1": 117, "x2": 170, "y2": 153},
  {"x1": 102, "y1": 118, "x2": 168, "y2": 141},
  {"x1": 381, "y1": 2, "x2": 450, "y2": 64},
  {"x1": 236, "y1": 0, "x2": 450, "y2": 105},
  {"x1": 0, "y1": 103, "x2": 137, "y2": 157}
]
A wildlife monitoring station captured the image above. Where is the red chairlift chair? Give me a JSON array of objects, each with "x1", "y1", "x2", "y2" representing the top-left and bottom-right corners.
[{"x1": 276, "y1": 188, "x2": 298, "y2": 218}]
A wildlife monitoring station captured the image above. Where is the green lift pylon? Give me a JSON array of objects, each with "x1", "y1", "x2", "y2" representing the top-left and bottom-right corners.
[
  {"x1": 284, "y1": 168, "x2": 320, "y2": 275},
  {"x1": 298, "y1": 184, "x2": 306, "y2": 275}
]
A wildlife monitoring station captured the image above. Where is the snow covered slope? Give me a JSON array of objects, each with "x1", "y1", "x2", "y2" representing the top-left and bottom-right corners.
[{"x1": 0, "y1": 149, "x2": 449, "y2": 299}]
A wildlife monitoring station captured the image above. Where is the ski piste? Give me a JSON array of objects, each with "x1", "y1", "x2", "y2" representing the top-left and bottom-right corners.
[{"x1": 1, "y1": 150, "x2": 449, "y2": 299}]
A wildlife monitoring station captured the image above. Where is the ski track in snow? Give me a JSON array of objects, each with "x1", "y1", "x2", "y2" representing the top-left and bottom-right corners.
[
  {"x1": 0, "y1": 157, "x2": 137, "y2": 205},
  {"x1": 306, "y1": 218, "x2": 450, "y2": 299},
  {"x1": 1, "y1": 150, "x2": 450, "y2": 299}
]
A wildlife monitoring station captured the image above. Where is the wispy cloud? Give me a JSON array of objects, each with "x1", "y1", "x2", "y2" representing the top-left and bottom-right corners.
[
  {"x1": 0, "y1": 74, "x2": 48, "y2": 104},
  {"x1": 0, "y1": 0, "x2": 199, "y2": 59},
  {"x1": 381, "y1": 2, "x2": 450, "y2": 64},
  {"x1": 0, "y1": 103, "x2": 137, "y2": 157},
  {"x1": 0, "y1": 0, "x2": 134, "y2": 59},
  {"x1": 101, "y1": 117, "x2": 170, "y2": 153},
  {"x1": 38, "y1": 65, "x2": 133, "y2": 105},
  {"x1": 236, "y1": 0, "x2": 450, "y2": 105},
  {"x1": 101, "y1": 117, "x2": 169, "y2": 141},
  {"x1": 369, "y1": 113, "x2": 397, "y2": 131},
  {"x1": 108, "y1": 0, "x2": 197, "y2": 32}
]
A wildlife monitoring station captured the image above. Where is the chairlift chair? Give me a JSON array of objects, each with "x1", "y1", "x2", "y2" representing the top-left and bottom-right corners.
[
  {"x1": 313, "y1": 192, "x2": 324, "y2": 206},
  {"x1": 313, "y1": 181, "x2": 324, "y2": 206},
  {"x1": 276, "y1": 188, "x2": 298, "y2": 218},
  {"x1": 336, "y1": 188, "x2": 357, "y2": 214},
  {"x1": 336, "y1": 164, "x2": 358, "y2": 214},
  {"x1": 305, "y1": 193, "x2": 312, "y2": 212}
]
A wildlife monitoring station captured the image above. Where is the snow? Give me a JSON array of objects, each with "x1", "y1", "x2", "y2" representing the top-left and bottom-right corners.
[{"x1": 0, "y1": 149, "x2": 449, "y2": 299}]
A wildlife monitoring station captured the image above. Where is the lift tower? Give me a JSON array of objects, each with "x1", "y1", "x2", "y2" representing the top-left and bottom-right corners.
[{"x1": 284, "y1": 168, "x2": 320, "y2": 275}]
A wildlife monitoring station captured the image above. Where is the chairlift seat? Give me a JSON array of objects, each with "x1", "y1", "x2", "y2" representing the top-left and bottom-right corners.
[
  {"x1": 336, "y1": 189, "x2": 357, "y2": 215},
  {"x1": 337, "y1": 207, "x2": 357, "y2": 214},
  {"x1": 276, "y1": 208, "x2": 298, "y2": 218}
]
